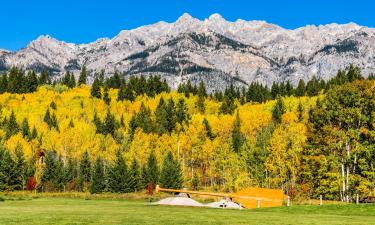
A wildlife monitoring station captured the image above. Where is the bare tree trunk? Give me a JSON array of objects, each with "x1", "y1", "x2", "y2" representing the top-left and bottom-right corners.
[
  {"x1": 346, "y1": 166, "x2": 350, "y2": 202},
  {"x1": 339, "y1": 172, "x2": 343, "y2": 202},
  {"x1": 341, "y1": 162, "x2": 346, "y2": 202},
  {"x1": 345, "y1": 135, "x2": 350, "y2": 203}
]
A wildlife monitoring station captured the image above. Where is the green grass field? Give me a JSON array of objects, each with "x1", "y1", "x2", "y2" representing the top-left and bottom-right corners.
[{"x1": 0, "y1": 197, "x2": 374, "y2": 225}]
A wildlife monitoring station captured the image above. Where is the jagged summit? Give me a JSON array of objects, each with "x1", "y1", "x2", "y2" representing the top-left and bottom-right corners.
[
  {"x1": 177, "y1": 13, "x2": 195, "y2": 22},
  {"x1": 208, "y1": 13, "x2": 225, "y2": 21},
  {"x1": 0, "y1": 13, "x2": 374, "y2": 90}
]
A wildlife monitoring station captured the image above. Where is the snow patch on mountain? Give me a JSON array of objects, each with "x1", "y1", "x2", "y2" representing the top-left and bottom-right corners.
[{"x1": 0, "y1": 13, "x2": 375, "y2": 89}]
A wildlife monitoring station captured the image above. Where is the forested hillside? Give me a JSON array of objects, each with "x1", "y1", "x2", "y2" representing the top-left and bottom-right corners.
[{"x1": 0, "y1": 66, "x2": 373, "y2": 203}]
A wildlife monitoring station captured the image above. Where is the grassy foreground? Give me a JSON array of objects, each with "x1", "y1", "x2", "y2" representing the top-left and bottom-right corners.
[{"x1": 0, "y1": 196, "x2": 374, "y2": 225}]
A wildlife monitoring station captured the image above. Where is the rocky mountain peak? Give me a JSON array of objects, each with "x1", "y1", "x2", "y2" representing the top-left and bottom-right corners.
[{"x1": 0, "y1": 13, "x2": 374, "y2": 90}]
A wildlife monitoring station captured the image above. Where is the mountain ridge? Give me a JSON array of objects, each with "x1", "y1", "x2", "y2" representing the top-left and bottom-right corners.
[{"x1": 1, "y1": 13, "x2": 374, "y2": 90}]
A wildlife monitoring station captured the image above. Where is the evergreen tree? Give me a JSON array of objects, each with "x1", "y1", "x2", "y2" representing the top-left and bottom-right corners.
[
  {"x1": 90, "y1": 77, "x2": 102, "y2": 98},
  {"x1": 306, "y1": 76, "x2": 320, "y2": 96},
  {"x1": 285, "y1": 81, "x2": 294, "y2": 96},
  {"x1": 191, "y1": 172, "x2": 201, "y2": 191},
  {"x1": 39, "y1": 70, "x2": 51, "y2": 85},
  {"x1": 119, "y1": 83, "x2": 135, "y2": 102},
  {"x1": 146, "y1": 151, "x2": 159, "y2": 187},
  {"x1": 271, "y1": 82, "x2": 280, "y2": 99},
  {"x1": 103, "y1": 110, "x2": 117, "y2": 136},
  {"x1": 346, "y1": 64, "x2": 363, "y2": 82},
  {"x1": 30, "y1": 126, "x2": 38, "y2": 140},
  {"x1": 98, "y1": 70, "x2": 105, "y2": 86},
  {"x1": 175, "y1": 99, "x2": 190, "y2": 125},
  {"x1": 120, "y1": 115, "x2": 125, "y2": 128},
  {"x1": 219, "y1": 96, "x2": 236, "y2": 115},
  {"x1": 13, "y1": 145, "x2": 26, "y2": 190},
  {"x1": 203, "y1": 118, "x2": 215, "y2": 140},
  {"x1": 0, "y1": 147, "x2": 18, "y2": 191},
  {"x1": 160, "y1": 151, "x2": 183, "y2": 189},
  {"x1": 50, "y1": 101, "x2": 57, "y2": 110},
  {"x1": 103, "y1": 86, "x2": 111, "y2": 105},
  {"x1": 8, "y1": 67, "x2": 22, "y2": 93},
  {"x1": 78, "y1": 66, "x2": 87, "y2": 85},
  {"x1": 25, "y1": 71, "x2": 39, "y2": 92},
  {"x1": 155, "y1": 97, "x2": 169, "y2": 134},
  {"x1": 272, "y1": 96, "x2": 286, "y2": 123},
  {"x1": 64, "y1": 158, "x2": 78, "y2": 190},
  {"x1": 108, "y1": 151, "x2": 130, "y2": 193},
  {"x1": 295, "y1": 79, "x2": 306, "y2": 97},
  {"x1": 90, "y1": 157, "x2": 106, "y2": 194},
  {"x1": 165, "y1": 98, "x2": 177, "y2": 132},
  {"x1": 40, "y1": 151, "x2": 58, "y2": 191},
  {"x1": 68, "y1": 118, "x2": 75, "y2": 128},
  {"x1": 197, "y1": 81, "x2": 207, "y2": 97},
  {"x1": 93, "y1": 112, "x2": 103, "y2": 134},
  {"x1": 0, "y1": 73, "x2": 8, "y2": 93},
  {"x1": 105, "y1": 71, "x2": 122, "y2": 89},
  {"x1": 129, "y1": 103, "x2": 153, "y2": 138},
  {"x1": 231, "y1": 111, "x2": 245, "y2": 153},
  {"x1": 21, "y1": 118, "x2": 30, "y2": 140},
  {"x1": 196, "y1": 95, "x2": 205, "y2": 114},
  {"x1": 54, "y1": 155, "x2": 65, "y2": 191},
  {"x1": 297, "y1": 101, "x2": 304, "y2": 122},
  {"x1": 50, "y1": 112, "x2": 59, "y2": 131},
  {"x1": 78, "y1": 151, "x2": 91, "y2": 191},
  {"x1": 62, "y1": 71, "x2": 71, "y2": 87},
  {"x1": 140, "y1": 165, "x2": 149, "y2": 189},
  {"x1": 68, "y1": 72, "x2": 76, "y2": 88},
  {"x1": 129, "y1": 158, "x2": 142, "y2": 192},
  {"x1": 43, "y1": 108, "x2": 51, "y2": 127},
  {"x1": 5, "y1": 111, "x2": 19, "y2": 139},
  {"x1": 368, "y1": 73, "x2": 375, "y2": 80}
]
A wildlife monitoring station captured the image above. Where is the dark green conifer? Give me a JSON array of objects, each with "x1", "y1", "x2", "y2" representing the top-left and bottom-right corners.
[
  {"x1": 90, "y1": 77, "x2": 102, "y2": 98},
  {"x1": 78, "y1": 151, "x2": 91, "y2": 191},
  {"x1": 231, "y1": 111, "x2": 245, "y2": 153},
  {"x1": 146, "y1": 151, "x2": 159, "y2": 187},
  {"x1": 78, "y1": 66, "x2": 87, "y2": 85},
  {"x1": 103, "y1": 86, "x2": 111, "y2": 105},
  {"x1": 90, "y1": 157, "x2": 106, "y2": 194},
  {"x1": 159, "y1": 151, "x2": 183, "y2": 189},
  {"x1": 272, "y1": 96, "x2": 286, "y2": 123}
]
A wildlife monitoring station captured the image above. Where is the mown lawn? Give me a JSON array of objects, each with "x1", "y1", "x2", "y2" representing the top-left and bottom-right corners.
[{"x1": 0, "y1": 197, "x2": 374, "y2": 225}]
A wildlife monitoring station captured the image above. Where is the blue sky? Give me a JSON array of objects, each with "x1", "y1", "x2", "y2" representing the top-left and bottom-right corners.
[{"x1": 1, "y1": 0, "x2": 374, "y2": 51}]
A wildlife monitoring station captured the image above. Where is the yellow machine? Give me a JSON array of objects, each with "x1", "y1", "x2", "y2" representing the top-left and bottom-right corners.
[{"x1": 155, "y1": 185, "x2": 286, "y2": 208}]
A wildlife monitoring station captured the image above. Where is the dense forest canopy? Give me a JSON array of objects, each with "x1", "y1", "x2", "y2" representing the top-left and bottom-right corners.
[{"x1": 0, "y1": 65, "x2": 373, "y2": 202}]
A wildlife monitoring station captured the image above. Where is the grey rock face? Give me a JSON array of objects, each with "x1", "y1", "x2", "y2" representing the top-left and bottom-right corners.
[{"x1": 0, "y1": 14, "x2": 374, "y2": 89}]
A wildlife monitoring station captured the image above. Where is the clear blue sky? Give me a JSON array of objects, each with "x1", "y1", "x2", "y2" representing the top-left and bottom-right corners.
[{"x1": 1, "y1": 0, "x2": 374, "y2": 51}]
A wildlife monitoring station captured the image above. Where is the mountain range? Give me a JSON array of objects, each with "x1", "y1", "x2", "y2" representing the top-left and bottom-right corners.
[{"x1": 1, "y1": 13, "x2": 375, "y2": 90}]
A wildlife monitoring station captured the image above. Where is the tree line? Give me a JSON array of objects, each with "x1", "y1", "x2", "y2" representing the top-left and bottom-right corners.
[{"x1": 0, "y1": 146, "x2": 182, "y2": 194}]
